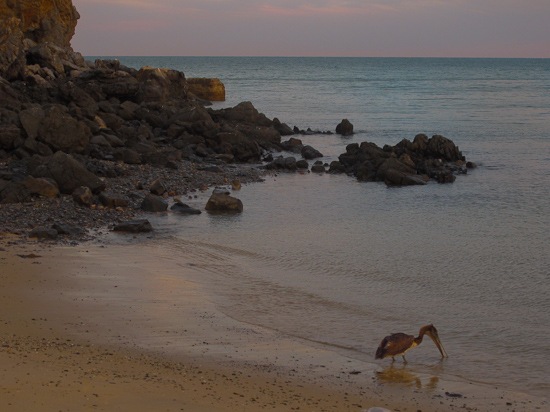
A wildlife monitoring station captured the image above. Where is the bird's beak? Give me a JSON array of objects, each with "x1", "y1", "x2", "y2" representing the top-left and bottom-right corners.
[{"x1": 428, "y1": 331, "x2": 448, "y2": 358}]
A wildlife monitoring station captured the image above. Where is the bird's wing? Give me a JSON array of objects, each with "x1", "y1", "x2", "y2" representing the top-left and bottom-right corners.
[{"x1": 377, "y1": 333, "x2": 415, "y2": 358}]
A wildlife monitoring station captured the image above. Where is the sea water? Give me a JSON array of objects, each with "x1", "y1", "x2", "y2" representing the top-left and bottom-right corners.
[{"x1": 93, "y1": 56, "x2": 550, "y2": 398}]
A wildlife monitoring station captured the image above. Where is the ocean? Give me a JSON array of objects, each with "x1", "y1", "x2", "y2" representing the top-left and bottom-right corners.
[{"x1": 93, "y1": 56, "x2": 550, "y2": 398}]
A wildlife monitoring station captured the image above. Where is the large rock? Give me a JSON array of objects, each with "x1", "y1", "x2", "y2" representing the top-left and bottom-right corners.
[
  {"x1": 336, "y1": 119, "x2": 354, "y2": 136},
  {"x1": 205, "y1": 189, "x2": 243, "y2": 213},
  {"x1": 37, "y1": 105, "x2": 91, "y2": 153},
  {"x1": 27, "y1": 151, "x2": 106, "y2": 194},
  {"x1": 21, "y1": 176, "x2": 59, "y2": 197},
  {"x1": 140, "y1": 193, "x2": 168, "y2": 212},
  {"x1": 136, "y1": 66, "x2": 188, "y2": 103},
  {"x1": 216, "y1": 101, "x2": 272, "y2": 127},
  {"x1": 187, "y1": 78, "x2": 225, "y2": 101}
]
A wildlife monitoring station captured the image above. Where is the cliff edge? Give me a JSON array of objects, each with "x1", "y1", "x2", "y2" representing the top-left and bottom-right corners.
[{"x1": 0, "y1": 0, "x2": 83, "y2": 80}]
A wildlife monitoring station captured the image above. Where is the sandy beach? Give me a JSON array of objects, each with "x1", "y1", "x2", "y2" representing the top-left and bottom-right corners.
[{"x1": 1, "y1": 237, "x2": 546, "y2": 411}]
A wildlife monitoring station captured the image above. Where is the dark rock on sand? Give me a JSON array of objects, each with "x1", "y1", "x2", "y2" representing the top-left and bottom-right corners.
[
  {"x1": 149, "y1": 178, "x2": 167, "y2": 196},
  {"x1": 99, "y1": 192, "x2": 130, "y2": 208},
  {"x1": 140, "y1": 193, "x2": 168, "y2": 212},
  {"x1": 72, "y1": 186, "x2": 93, "y2": 206}
]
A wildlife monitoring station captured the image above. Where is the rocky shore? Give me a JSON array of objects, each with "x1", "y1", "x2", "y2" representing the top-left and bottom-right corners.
[{"x1": 0, "y1": 0, "x2": 473, "y2": 244}]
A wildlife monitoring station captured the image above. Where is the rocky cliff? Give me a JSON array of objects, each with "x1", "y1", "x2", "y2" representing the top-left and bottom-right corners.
[{"x1": 0, "y1": 0, "x2": 82, "y2": 80}]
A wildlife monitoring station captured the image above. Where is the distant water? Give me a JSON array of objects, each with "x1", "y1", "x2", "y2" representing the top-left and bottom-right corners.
[{"x1": 93, "y1": 56, "x2": 550, "y2": 398}]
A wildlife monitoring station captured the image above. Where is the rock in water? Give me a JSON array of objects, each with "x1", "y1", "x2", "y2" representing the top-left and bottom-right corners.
[
  {"x1": 187, "y1": 78, "x2": 226, "y2": 101},
  {"x1": 205, "y1": 190, "x2": 243, "y2": 213},
  {"x1": 171, "y1": 202, "x2": 202, "y2": 215},
  {"x1": 113, "y1": 219, "x2": 153, "y2": 233},
  {"x1": 336, "y1": 119, "x2": 354, "y2": 136}
]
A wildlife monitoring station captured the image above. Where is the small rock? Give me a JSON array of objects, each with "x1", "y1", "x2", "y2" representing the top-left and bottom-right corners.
[
  {"x1": 150, "y1": 178, "x2": 167, "y2": 196},
  {"x1": 170, "y1": 202, "x2": 202, "y2": 215},
  {"x1": 99, "y1": 192, "x2": 130, "y2": 208},
  {"x1": 113, "y1": 219, "x2": 153, "y2": 233},
  {"x1": 231, "y1": 179, "x2": 241, "y2": 190}
]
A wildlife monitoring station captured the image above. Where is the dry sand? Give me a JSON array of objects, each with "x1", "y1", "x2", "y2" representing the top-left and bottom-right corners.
[{"x1": 1, "y1": 237, "x2": 546, "y2": 411}]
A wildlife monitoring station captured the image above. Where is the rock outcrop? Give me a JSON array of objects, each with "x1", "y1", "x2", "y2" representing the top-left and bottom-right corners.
[
  {"x1": 336, "y1": 119, "x2": 354, "y2": 136},
  {"x1": 0, "y1": 0, "x2": 84, "y2": 80},
  {"x1": 330, "y1": 134, "x2": 466, "y2": 186},
  {"x1": 187, "y1": 78, "x2": 225, "y2": 101}
]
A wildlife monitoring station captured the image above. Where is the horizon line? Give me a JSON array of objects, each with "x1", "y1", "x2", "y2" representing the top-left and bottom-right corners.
[{"x1": 82, "y1": 54, "x2": 550, "y2": 60}]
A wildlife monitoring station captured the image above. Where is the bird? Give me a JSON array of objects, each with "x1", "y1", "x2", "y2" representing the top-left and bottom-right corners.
[{"x1": 375, "y1": 324, "x2": 448, "y2": 362}]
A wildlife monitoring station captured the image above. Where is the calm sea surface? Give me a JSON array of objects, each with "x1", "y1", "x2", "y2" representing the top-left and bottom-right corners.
[{"x1": 94, "y1": 57, "x2": 549, "y2": 398}]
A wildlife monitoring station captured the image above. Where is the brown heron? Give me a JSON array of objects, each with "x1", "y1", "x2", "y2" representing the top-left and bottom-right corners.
[{"x1": 375, "y1": 324, "x2": 448, "y2": 362}]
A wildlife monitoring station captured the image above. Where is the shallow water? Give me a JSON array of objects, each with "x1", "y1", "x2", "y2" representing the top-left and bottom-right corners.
[{"x1": 95, "y1": 56, "x2": 550, "y2": 397}]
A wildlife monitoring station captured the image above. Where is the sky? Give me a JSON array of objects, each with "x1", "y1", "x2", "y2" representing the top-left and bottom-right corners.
[{"x1": 71, "y1": 0, "x2": 550, "y2": 57}]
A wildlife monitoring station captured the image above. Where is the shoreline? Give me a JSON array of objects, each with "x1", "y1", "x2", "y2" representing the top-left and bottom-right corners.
[{"x1": 1, "y1": 240, "x2": 546, "y2": 411}]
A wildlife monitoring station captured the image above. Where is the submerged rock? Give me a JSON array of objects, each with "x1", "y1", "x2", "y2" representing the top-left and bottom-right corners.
[
  {"x1": 171, "y1": 201, "x2": 201, "y2": 215},
  {"x1": 113, "y1": 219, "x2": 153, "y2": 233}
]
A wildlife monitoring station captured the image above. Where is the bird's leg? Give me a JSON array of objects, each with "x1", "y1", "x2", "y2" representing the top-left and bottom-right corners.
[
  {"x1": 391, "y1": 357, "x2": 395, "y2": 363},
  {"x1": 402, "y1": 355, "x2": 407, "y2": 363}
]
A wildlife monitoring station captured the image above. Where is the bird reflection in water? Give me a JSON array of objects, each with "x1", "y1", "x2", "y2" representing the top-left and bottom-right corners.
[{"x1": 376, "y1": 364, "x2": 439, "y2": 390}]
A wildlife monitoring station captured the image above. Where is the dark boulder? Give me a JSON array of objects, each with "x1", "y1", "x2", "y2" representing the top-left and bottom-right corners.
[
  {"x1": 21, "y1": 176, "x2": 60, "y2": 198},
  {"x1": 140, "y1": 193, "x2": 168, "y2": 212},
  {"x1": 273, "y1": 118, "x2": 295, "y2": 136},
  {"x1": 301, "y1": 145, "x2": 323, "y2": 160},
  {"x1": 0, "y1": 180, "x2": 31, "y2": 204},
  {"x1": 336, "y1": 119, "x2": 354, "y2": 136},
  {"x1": 0, "y1": 124, "x2": 21, "y2": 150},
  {"x1": 171, "y1": 202, "x2": 202, "y2": 215},
  {"x1": 328, "y1": 161, "x2": 345, "y2": 173},
  {"x1": 296, "y1": 159, "x2": 309, "y2": 169},
  {"x1": 149, "y1": 178, "x2": 167, "y2": 196},
  {"x1": 99, "y1": 192, "x2": 129, "y2": 208},
  {"x1": 27, "y1": 151, "x2": 106, "y2": 194},
  {"x1": 216, "y1": 101, "x2": 272, "y2": 127},
  {"x1": 311, "y1": 163, "x2": 326, "y2": 173},
  {"x1": 72, "y1": 186, "x2": 93, "y2": 206},
  {"x1": 37, "y1": 105, "x2": 91, "y2": 153}
]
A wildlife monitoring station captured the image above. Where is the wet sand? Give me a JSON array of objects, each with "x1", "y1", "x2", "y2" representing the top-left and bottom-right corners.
[{"x1": 1, "y1": 238, "x2": 546, "y2": 411}]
